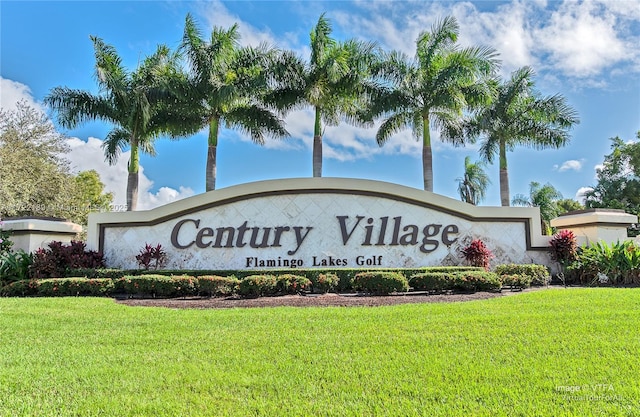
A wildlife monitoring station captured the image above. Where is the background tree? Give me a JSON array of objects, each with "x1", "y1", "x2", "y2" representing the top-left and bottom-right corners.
[
  {"x1": 0, "y1": 103, "x2": 112, "y2": 225},
  {"x1": 512, "y1": 181, "x2": 563, "y2": 235},
  {"x1": 468, "y1": 66, "x2": 579, "y2": 205},
  {"x1": 371, "y1": 16, "x2": 498, "y2": 191},
  {"x1": 69, "y1": 170, "x2": 114, "y2": 226},
  {"x1": 584, "y1": 133, "x2": 640, "y2": 236},
  {"x1": 180, "y1": 14, "x2": 288, "y2": 191},
  {"x1": 456, "y1": 156, "x2": 490, "y2": 205},
  {"x1": 268, "y1": 13, "x2": 378, "y2": 178},
  {"x1": 557, "y1": 198, "x2": 584, "y2": 214},
  {"x1": 46, "y1": 37, "x2": 185, "y2": 211}
]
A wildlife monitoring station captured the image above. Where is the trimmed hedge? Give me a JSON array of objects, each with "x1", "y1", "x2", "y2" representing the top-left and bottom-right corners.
[
  {"x1": 500, "y1": 274, "x2": 532, "y2": 290},
  {"x1": 494, "y1": 264, "x2": 550, "y2": 286},
  {"x1": 2, "y1": 267, "x2": 502, "y2": 298},
  {"x1": 115, "y1": 275, "x2": 198, "y2": 298},
  {"x1": 352, "y1": 271, "x2": 409, "y2": 295},
  {"x1": 275, "y1": 274, "x2": 312, "y2": 295},
  {"x1": 238, "y1": 275, "x2": 279, "y2": 297},
  {"x1": 197, "y1": 276, "x2": 240, "y2": 297},
  {"x1": 1, "y1": 278, "x2": 114, "y2": 297},
  {"x1": 311, "y1": 272, "x2": 340, "y2": 294},
  {"x1": 409, "y1": 271, "x2": 502, "y2": 293}
]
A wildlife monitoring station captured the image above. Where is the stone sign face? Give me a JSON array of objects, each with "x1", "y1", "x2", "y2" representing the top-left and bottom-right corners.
[{"x1": 87, "y1": 178, "x2": 551, "y2": 270}]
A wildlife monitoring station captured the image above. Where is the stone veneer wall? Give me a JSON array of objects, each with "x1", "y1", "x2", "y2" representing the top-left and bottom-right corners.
[{"x1": 89, "y1": 178, "x2": 552, "y2": 270}]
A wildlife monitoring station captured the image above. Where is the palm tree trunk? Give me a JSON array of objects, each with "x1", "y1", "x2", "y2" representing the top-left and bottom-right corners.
[
  {"x1": 206, "y1": 117, "x2": 220, "y2": 192},
  {"x1": 499, "y1": 139, "x2": 510, "y2": 206},
  {"x1": 126, "y1": 139, "x2": 139, "y2": 211},
  {"x1": 313, "y1": 108, "x2": 322, "y2": 178},
  {"x1": 422, "y1": 115, "x2": 433, "y2": 191}
]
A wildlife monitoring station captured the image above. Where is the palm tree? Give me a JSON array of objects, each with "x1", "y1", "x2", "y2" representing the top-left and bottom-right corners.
[
  {"x1": 268, "y1": 13, "x2": 379, "y2": 177},
  {"x1": 512, "y1": 181, "x2": 563, "y2": 235},
  {"x1": 468, "y1": 66, "x2": 579, "y2": 206},
  {"x1": 180, "y1": 13, "x2": 289, "y2": 191},
  {"x1": 456, "y1": 156, "x2": 490, "y2": 205},
  {"x1": 371, "y1": 16, "x2": 498, "y2": 191},
  {"x1": 45, "y1": 37, "x2": 184, "y2": 211}
]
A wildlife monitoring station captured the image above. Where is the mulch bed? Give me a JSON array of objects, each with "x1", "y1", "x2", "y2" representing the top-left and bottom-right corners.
[{"x1": 116, "y1": 288, "x2": 541, "y2": 309}]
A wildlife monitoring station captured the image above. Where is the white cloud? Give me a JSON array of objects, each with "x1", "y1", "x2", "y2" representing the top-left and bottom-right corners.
[
  {"x1": 65, "y1": 137, "x2": 194, "y2": 210},
  {"x1": 554, "y1": 159, "x2": 584, "y2": 172},
  {"x1": 197, "y1": 0, "x2": 295, "y2": 50},
  {"x1": 534, "y1": 1, "x2": 627, "y2": 77},
  {"x1": 575, "y1": 186, "x2": 592, "y2": 203},
  {"x1": 0, "y1": 77, "x2": 44, "y2": 113}
]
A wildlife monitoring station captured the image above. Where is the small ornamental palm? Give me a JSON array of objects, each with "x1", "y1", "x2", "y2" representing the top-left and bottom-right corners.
[{"x1": 456, "y1": 156, "x2": 491, "y2": 205}]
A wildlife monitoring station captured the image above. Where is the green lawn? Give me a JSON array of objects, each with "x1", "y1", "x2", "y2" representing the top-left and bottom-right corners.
[{"x1": 1, "y1": 288, "x2": 639, "y2": 416}]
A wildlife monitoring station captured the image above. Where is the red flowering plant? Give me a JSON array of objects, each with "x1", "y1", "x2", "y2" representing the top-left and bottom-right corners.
[
  {"x1": 549, "y1": 229, "x2": 578, "y2": 286},
  {"x1": 136, "y1": 243, "x2": 167, "y2": 270},
  {"x1": 460, "y1": 239, "x2": 493, "y2": 271}
]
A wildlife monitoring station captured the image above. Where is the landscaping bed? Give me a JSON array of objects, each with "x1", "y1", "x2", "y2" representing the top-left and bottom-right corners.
[{"x1": 116, "y1": 288, "x2": 535, "y2": 309}]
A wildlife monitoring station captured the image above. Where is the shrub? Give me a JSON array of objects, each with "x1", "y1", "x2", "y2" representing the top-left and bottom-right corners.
[
  {"x1": 499, "y1": 274, "x2": 532, "y2": 290},
  {"x1": 569, "y1": 241, "x2": 640, "y2": 286},
  {"x1": 68, "y1": 268, "x2": 127, "y2": 279},
  {"x1": 352, "y1": 271, "x2": 409, "y2": 295},
  {"x1": 0, "y1": 250, "x2": 33, "y2": 286},
  {"x1": 494, "y1": 264, "x2": 550, "y2": 286},
  {"x1": 452, "y1": 271, "x2": 501, "y2": 292},
  {"x1": 310, "y1": 272, "x2": 340, "y2": 293},
  {"x1": 116, "y1": 275, "x2": 196, "y2": 298},
  {"x1": 31, "y1": 241, "x2": 104, "y2": 279},
  {"x1": 409, "y1": 272, "x2": 454, "y2": 292},
  {"x1": 38, "y1": 278, "x2": 115, "y2": 297},
  {"x1": 198, "y1": 276, "x2": 240, "y2": 297},
  {"x1": 275, "y1": 274, "x2": 311, "y2": 295},
  {"x1": 0, "y1": 219, "x2": 14, "y2": 255},
  {"x1": 549, "y1": 230, "x2": 578, "y2": 266},
  {"x1": 460, "y1": 239, "x2": 493, "y2": 270},
  {"x1": 238, "y1": 275, "x2": 278, "y2": 297},
  {"x1": 170, "y1": 275, "x2": 198, "y2": 297},
  {"x1": 1, "y1": 279, "x2": 39, "y2": 297},
  {"x1": 136, "y1": 243, "x2": 168, "y2": 270}
]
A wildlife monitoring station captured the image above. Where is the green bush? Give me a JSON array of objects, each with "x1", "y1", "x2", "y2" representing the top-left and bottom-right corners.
[
  {"x1": 452, "y1": 271, "x2": 501, "y2": 292},
  {"x1": 1, "y1": 279, "x2": 40, "y2": 297},
  {"x1": 170, "y1": 275, "x2": 198, "y2": 297},
  {"x1": 275, "y1": 274, "x2": 311, "y2": 295},
  {"x1": 38, "y1": 278, "x2": 114, "y2": 297},
  {"x1": 0, "y1": 250, "x2": 33, "y2": 286},
  {"x1": 494, "y1": 264, "x2": 550, "y2": 286},
  {"x1": 116, "y1": 275, "x2": 197, "y2": 298},
  {"x1": 499, "y1": 274, "x2": 532, "y2": 290},
  {"x1": 352, "y1": 271, "x2": 409, "y2": 295},
  {"x1": 310, "y1": 272, "x2": 340, "y2": 293},
  {"x1": 197, "y1": 276, "x2": 240, "y2": 297},
  {"x1": 409, "y1": 272, "x2": 454, "y2": 292},
  {"x1": 238, "y1": 275, "x2": 278, "y2": 297},
  {"x1": 569, "y1": 241, "x2": 640, "y2": 286},
  {"x1": 68, "y1": 268, "x2": 128, "y2": 279}
]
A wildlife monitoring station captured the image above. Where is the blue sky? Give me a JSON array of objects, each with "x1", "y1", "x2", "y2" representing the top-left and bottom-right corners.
[{"x1": 1, "y1": 0, "x2": 639, "y2": 209}]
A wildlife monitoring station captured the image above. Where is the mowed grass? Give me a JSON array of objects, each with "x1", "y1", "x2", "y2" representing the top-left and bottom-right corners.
[{"x1": 1, "y1": 289, "x2": 639, "y2": 416}]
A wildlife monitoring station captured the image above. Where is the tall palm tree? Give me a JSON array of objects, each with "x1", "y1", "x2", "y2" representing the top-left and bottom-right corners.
[
  {"x1": 371, "y1": 16, "x2": 498, "y2": 191},
  {"x1": 45, "y1": 37, "x2": 184, "y2": 211},
  {"x1": 456, "y1": 156, "x2": 490, "y2": 205},
  {"x1": 180, "y1": 14, "x2": 289, "y2": 191},
  {"x1": 468, "y1": 66, "x2": 579, "y2": 206},
  {"x1": 512, "y1": 181, "x2": 563, "y2": 234},
  {"x1": 268, "y1": 13, "x2": 379, "y2": 177}
]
